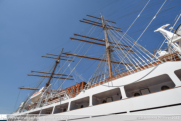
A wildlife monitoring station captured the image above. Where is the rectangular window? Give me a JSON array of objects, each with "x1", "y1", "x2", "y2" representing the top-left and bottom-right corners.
[
  {"x1": 70, "y1": 97, "x2": 89, "y2": 111},
  {"x1": 92, "y1": 88, "x2": 121, "y2": 105},
  {"x1": 29, "y1": 110, "x2": 40, "y2": 115},
  {"x1": 54, "y1": 103, "x2": 69, "y2": 114},
  {"x1": 124, "y1": 74, "x2": 175, "y2": 98},
  {"x1": 40, "y1": 107, "x2": 53, "y2": 115},
  {"x1": 174, "y1": 69, "x2": 181, "y2": 81}
]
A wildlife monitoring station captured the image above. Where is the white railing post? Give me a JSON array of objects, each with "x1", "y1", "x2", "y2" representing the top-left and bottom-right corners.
[
  {"x1": 52, "y1": 106, "x2": 55, "y2": 114},
  {"x1": 67, "y1": 101, "x2": 71, "y2": 111},
  {"x1": 120, "y1": 86, "x2": 127, "y2": 99},
  {"x1": 168, "y1": 72, "x2": 181, "y2": 87},
  {"x1": 89, "y1": 95, "x2": 92, "y2": 106}
]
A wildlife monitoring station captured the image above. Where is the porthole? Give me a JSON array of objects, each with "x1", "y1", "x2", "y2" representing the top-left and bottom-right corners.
[
  {"x1": 63, "y1": 108, "x2": 66, "y2": 112},
  {"x1": 161, "y1": 85, "x2": 170, "y2": 90},
  {"x1": 102, "y1": 100, "x2": 107, "y2": 103},
  {"x1": 80, "y1": 105, "x2": 84, "y2": 108},
  {"x1": 134, "y1": 93, "x2": 140, "y2": 96}
]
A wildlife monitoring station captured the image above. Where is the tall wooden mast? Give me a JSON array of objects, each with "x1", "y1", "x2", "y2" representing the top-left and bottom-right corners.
[
  {"x1": 100, "y1": 13, "x2": 113, "y2": 78},
  {"x1": 20, "y1": 48, "x2": 74, "y2": 91},
  {"x1": 46, "y1": 48, "x2": 64, "y2": 87},
  {"x1": 69, "y1": 14, "x2": 130, "y2": 78}
]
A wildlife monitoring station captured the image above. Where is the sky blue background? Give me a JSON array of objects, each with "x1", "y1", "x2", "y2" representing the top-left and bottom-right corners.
[{"x1": 0, "y1": 0, "x2": 181, "y2": 113}]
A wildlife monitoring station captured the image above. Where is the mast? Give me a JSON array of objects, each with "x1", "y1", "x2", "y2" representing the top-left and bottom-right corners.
[
  {"x1": 24, "y1": 48, "x2": 74, "y2": 90},
  {"x1": 100, "y1": 13, "x2": 113, "y2": 78},
  {"x1": 70, "y1": 14, "x2": 127, "y2": 78},
  {"x1": 46, "y1": 48, "x2": 64, "y2": 87}
]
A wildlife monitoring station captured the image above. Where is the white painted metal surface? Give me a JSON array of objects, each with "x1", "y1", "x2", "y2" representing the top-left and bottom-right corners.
[{"x1": 10, "y1": 61, "x2": 181, "y2": 121}]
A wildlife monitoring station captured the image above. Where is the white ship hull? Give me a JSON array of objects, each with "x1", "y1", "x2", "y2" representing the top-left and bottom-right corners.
[{"x1": 10, "y1": 61, "x2": 181, "y2": 121}]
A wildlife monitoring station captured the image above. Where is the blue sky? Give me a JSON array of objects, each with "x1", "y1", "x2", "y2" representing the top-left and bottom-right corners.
[{"x1": 0, "y1": 0, "x2": 181, "y2": 114}]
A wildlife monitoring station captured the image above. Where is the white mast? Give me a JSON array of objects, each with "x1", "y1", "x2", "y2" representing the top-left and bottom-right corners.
[{"x1": 154, "y1": 14, "x2": 181, "y2": 57}]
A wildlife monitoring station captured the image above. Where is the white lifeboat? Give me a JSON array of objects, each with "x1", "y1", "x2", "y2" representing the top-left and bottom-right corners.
[
  {"x1": 30, "y1": 87, "x2": 45, "y2": 103},
  {"x1": 157, "y1": 50, "x2": 169, "y2": 57},
  {"x1": 157, "y1": 50, "x2": 171, "y2": 60}
]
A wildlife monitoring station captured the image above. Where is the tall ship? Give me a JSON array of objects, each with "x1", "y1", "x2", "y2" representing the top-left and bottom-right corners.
[{"x1": 9, "y1": 0, "x2": 181, "y2": 121}]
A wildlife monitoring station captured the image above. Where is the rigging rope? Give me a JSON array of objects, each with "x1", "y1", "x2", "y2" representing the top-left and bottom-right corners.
[
  {"x1": 56, "y1": 20, "x2": 102, "y2": 90},
  {"x1": 116, "y1": 0, "x2": 167, "y2": 65},
  {"x1": 14, "y1": 89, "x2": 21, "y2": 112}
]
